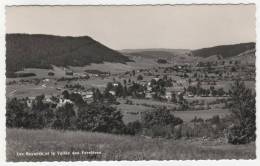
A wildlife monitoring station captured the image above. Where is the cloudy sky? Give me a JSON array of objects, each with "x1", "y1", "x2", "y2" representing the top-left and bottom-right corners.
[{"x1": 6, "y1": 5, "x2": 255, "y2": 50}]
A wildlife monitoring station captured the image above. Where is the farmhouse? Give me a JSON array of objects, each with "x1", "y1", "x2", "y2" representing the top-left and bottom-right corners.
[
  {"x1": 165, "y1": 91, "x2": 172, "y2": 101},
  {"x1": 145, "y1": 92, "x2": 153, "y2": 99},
  {"x1": 109, "y1": 90, "x2": 116, "y2": 96},
  {"x1": 65, "y1": 70, "x2": 73, "y2": 76},
  {"x1": 113, "y1": 83, "x2": 119, "y2": 87},
  {"x1": 152, "y1": 77, "x2": 160, "y2": 82},
  {"x1": 26, "y1": 96, "x2": 36, "y2": 107},
  {"x1": 82, "y1": 91, "x2": 94, "y2": 101},
  {"x1": 57, "y1": 98, "x2": 73, "y2": 108}
]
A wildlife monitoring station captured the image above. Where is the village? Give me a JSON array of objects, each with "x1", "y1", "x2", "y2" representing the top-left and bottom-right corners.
[{"x1": 6, "y1": 57, "x2": 255, "y2": 123}]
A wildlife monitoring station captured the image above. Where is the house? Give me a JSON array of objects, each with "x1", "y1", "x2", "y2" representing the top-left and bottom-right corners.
[
  {"x1": 44, "y1": 95, "x2": 53, "y2": 103},
  {"x1": 57, "y1": 98, "x2": 73, "y2": 108},
  {"x1": 43, "y1": 78, "x2": 50, "y2": 82},
  {"x1": 83, "y1": 91, "x2": 94, "y2": 101},
  {"x1": 165, "y1": 91, "x2": 172, "y2": 101},
  {"x1": 147, "y1": 86, "x2": 152, "y2": 92},
  {"x1": 113, "y1": 83, "x2": 119, "y2": 87},
  {"x1": 26, "y1": 96, "x2": 36, "y2": 107},
  {"x1": 109, "y1": 90, "x2": 116, "y2": 96},
  {"x1": 145, "y1": 92, "x2": 154, "y2": 99},
  {"x1": 152, "y1": 77, "x2": 160, "y2": 82},
  {"x1": 65, "y1": 71, "x2": 73, "y2": 76}
]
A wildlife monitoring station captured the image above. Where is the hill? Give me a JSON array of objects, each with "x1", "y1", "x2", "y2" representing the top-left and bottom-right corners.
[
  {"x1": 6, "y1": 34, "x2": 131, "y2": 75},
  {"x1": 121, "y1": 48, "x2": 191, "y2": 59},
  {"x1": 191, "y1": 42, "x2": 255, "y2": 58}
]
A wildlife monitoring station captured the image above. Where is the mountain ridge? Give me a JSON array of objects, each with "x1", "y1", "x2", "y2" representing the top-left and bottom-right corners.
[{"x1": 6, "y1": 33, "x2": 131, "y2": 74}]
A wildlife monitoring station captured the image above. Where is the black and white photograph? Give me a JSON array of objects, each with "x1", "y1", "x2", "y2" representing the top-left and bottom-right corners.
[{"x1": 4, "y1": 4, "x2": 257, "y2": 162}]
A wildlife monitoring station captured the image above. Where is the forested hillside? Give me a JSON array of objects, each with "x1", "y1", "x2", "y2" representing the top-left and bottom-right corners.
[
  {"x1": 191, "y1": 42, "x2": 255, "y2": 58},
  {"x1": 6, "y1": 34, "x2": 131, "y2": 75}
]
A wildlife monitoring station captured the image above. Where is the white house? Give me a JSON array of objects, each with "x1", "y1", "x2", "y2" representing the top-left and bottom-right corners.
[
  {"x1": 82, "y1": 91, "x2": 94, "y2": 101},
  {"x1": 109, "y1": 90, "x2": 116, "y2": 96},
  {"x1": 57, "y1": 98, "x2": 73, "y2": 108},
  {"x1": 26, "y1": 96, "x2": 36, "y2": 107},
  {"x1": 165, "y1": 91, "x2": 172, "y2": 101}
]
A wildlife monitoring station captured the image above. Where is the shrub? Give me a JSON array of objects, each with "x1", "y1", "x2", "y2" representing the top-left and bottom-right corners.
[
  {"x1": 142, "y1": 108, "x2": 183, "y2": 128},
  {"x1": 137, "y1": 75, "x2": 143, "y2": 80},
  {"x1": 190, "y1": 116, "x2": 204, "y2": 123},
  {"x1": 48, "y1": 72, "x2": 55, "y2": 76},
  {"x1": 157, "y1": 59, "x2": 167, "y2": 64},
  {"x1": 141, "y1": 107, "x2": 183, "y2": 138},
  {"x1": 6, "y1": 98, "x2": 30, "y2": 128},
  {"x1": 76, "y1": 103, "x2": 126, "y2": 134},
  {"x1": 227, "y1": 80, "x2": 256, "y2": 144},
  {"x1": 125, "y1": 121, "x2": 142, "y2": 135},
  {"x1": 52, "y1": 103, "x2": 76, "y2": 130},
  {"x1": 6, "y1": 96, "x2": 55, "y2": 129}
]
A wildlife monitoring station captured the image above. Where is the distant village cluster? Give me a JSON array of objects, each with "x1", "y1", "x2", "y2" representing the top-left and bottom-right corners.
[{"x1": 9, "y1": 58, "x2": 254, "y2": 115}]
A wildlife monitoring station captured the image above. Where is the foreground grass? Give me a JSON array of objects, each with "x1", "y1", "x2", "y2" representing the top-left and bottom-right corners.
[{"x1": 6, "y1": 128, "x2": 255, "y2": 161}]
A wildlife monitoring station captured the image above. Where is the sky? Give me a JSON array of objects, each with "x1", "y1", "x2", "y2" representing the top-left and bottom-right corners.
[{"x1": 6, "y1": 5, "x2": 256, "y2": 50}]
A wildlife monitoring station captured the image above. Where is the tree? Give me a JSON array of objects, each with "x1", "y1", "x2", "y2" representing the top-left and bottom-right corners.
[
  {"x1": 115, "y1": 82, "x2": 124, "y2": 97},
  {"x1": 48, "y1": 72, "x2": 55, "y2": 76},
  {"x1": 69, "y1": 92, "x2": 85, "y2": 105},
  {"x1": 93, "y1": 88, "x2": 103, "y2": 102},
  {"x1": 77, "y1": 104, "x2": 126, "y2": 134},
  {"x1": 142, "y1": 107, "x2": 183, "y2": 127},
  {"x1": 157, "y1": 59, "x2": 167, "y2": 64},
  {"x1": 62, "y1": 90, "x2": 70, "y2": 99},
  {"x1": 53, "y1": 103, "x2": 76, "y2": 130},
  {"x1": 137, "y1": 75, "x2": 143, "y2": 80},
  {"x1": 132, "y1": 70, "x2": 136, "y2": 76},
  {"x1": 6, "y1": 98, "x2": 29, "y2": 128},
  {"x1": 227, "y1": 80, "x2": 256, "y2": 144}
]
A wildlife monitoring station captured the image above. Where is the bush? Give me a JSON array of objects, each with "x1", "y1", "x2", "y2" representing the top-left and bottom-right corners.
[
  {"x1": 53, "y1": 103, "x2": 77, "y2": 130},
  {"x1": 6, "y1": 95, "x2": 126, "y2": 134},
  {"x1": 125, "y1": 121, "x2": 142, "y2": 135},
  {"x1": 6, "y1": 98, "x2": 30, "y2": 128},
  {"x1": 227, "y1": 80, "x2": 256, "y2": 144},
  {"x1": 76, "y1": 103, "x2": 126, "y2": 134},
  {"x1": 142, "y1": 108, "x2": 183, "y2": 128},
  {"x1": 225, "y1": 125, "x2": 249, "y2": 144},
  {"x1": 141, "y1": 107, "x2": 183, "y2": 138},
  {"x1": 137, "y1": 75, "x2": 143, "y2": 80},
  {"x1": 190, "y1": 116, "x2": 204, "y2": 123},
  {"x1": 157, "y1": 59, "x2": 167, "y2": 64},
  {"x1": 144, "y1": 124, "x2": 175, "y2": 138},
  {"x1": 48, "y1": 72, "x2": 55, "y2": 76},
  {"x1": 14, "y1": 72, "x2": 36, "y2": 78},
  {"x1": 6, "y1": 96, "x2": 55, "y2": 129}
]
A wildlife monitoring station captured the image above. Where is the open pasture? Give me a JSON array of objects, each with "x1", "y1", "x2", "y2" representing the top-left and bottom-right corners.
[
  {"x1": 172, "y1": 109, "x2": 230, "y2": 122},
  {"x1": 6, "y1": 128, "x2": 255, "y2": 161}
]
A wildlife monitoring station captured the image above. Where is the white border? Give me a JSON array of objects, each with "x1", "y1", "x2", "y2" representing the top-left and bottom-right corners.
[{"x1": 0, "y1": 0, "x2": 259, "y2": 166}]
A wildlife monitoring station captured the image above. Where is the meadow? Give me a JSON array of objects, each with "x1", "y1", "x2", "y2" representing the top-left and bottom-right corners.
[{"x1": 6, "y1": 128, "x2": 255, "y2": 161}]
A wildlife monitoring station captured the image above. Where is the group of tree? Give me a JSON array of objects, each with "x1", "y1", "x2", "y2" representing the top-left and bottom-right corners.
[
  {"x1": 226, "y1": 80, "x2": 256, "y2": 144},
  {"x1": 186, "y1": 81, "x2": 227, "y2": 97},
  {"x1": 6, "y1": 95, "x2": 125, "y2": 134},
  {"x1": 157, "y1": 59, "x2": 168, "y2": 64}
]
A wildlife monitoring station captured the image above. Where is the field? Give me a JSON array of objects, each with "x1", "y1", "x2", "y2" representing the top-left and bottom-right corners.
[{"x1": 6, "y1": 128, "x2": 256, "y2": 161}]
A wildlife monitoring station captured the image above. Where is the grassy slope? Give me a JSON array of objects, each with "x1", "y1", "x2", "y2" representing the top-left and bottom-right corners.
[{"x1": 6, "y1": 128, "x2": 255, "y2": 161}]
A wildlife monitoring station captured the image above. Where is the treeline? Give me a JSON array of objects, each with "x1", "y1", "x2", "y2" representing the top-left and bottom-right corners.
[
  {"x1": 6, "y1": 94, "x2": 126, "y2": 133},
  {"x1": 6, "y1": 72, "x2": 36, "y2": 78},
  {"x1": 6, "y1": 95, "x2": 183, "y2": 136},
  {"x1": 6, "y1": 34, "x2": 131, "y2": 74},
  {"x1": 192, "y1": 42, "x2": 255, "y2": 58},
  {"x1": 186, "y1": 81, "x2": 228, "y2": 97}
]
